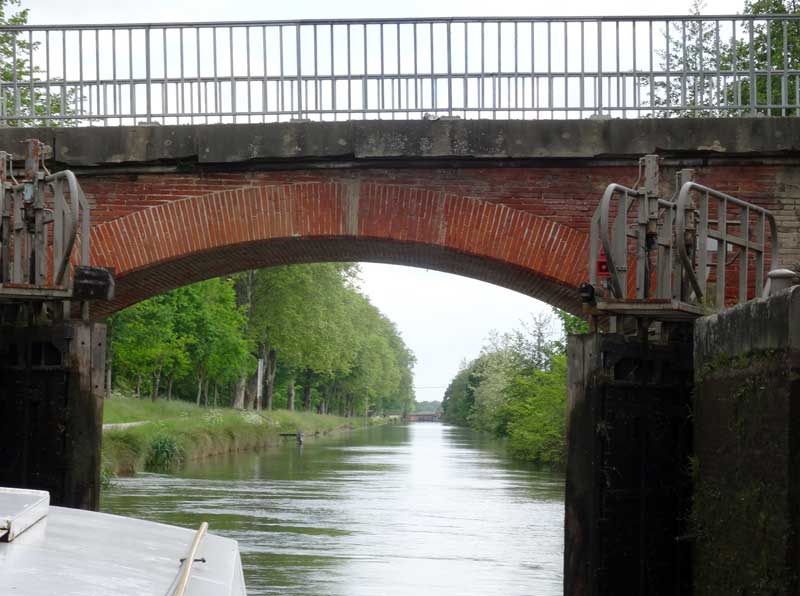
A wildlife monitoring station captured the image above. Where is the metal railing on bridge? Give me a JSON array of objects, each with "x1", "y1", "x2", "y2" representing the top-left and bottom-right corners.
[{"x1": 3, "y1": 14, "x2": 800, "y2": 126}]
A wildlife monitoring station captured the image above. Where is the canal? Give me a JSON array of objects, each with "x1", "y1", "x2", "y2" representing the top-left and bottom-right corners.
[{"x1": 101, "y1": 423, "x2": 564, "y2": 595}]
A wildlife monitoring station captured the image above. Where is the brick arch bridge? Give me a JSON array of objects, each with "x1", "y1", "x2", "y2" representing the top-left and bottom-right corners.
[
  {"x1": 88, "y1": 179, "x2": 588, "y2": 317},
  {"x1": 2, "y1": 117, "x2": 795, "y2": 317}
]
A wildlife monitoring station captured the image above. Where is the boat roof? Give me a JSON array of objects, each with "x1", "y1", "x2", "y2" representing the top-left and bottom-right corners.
[{"x1": 0, "y1": 487, "x2": 246, "y2": 596}]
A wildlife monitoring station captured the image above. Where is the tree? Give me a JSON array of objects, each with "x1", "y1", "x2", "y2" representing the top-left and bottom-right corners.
[
  {"x1": 643, "y1": 0, "x2": 800, "y2": 117},
  {"x1": 245, "y1": 263, "x2": 360, "y2": 410},
  {"x1": 0, "y1": 0, "x2": 77, "y2": 125},
  {"x1": 110, "y1": 278, "x2": 254, "y2": 404},
  {"x1": 109, "y1": 263, "x2": 414, "y2": 416},
  {"x1": 440, "y1": 308, "x2": 580, "y2": 467},
  {"x1": 644, "y1": 0, "x2": 728, "y2": 117},
  {"x1": 729, "y1": 0, "x2": 800, "y2": 116}
]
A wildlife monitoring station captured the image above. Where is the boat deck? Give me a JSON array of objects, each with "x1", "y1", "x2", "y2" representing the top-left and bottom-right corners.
[{"x1": 0, "y1": 488, "x2": 246, "y2": 595}]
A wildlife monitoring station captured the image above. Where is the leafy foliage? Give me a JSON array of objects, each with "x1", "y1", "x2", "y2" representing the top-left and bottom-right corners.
[
  {"x1": 411, "y1": 400, "x2": 442, "y2": 413},
  {"x1": 108, "y1": 265, "x2": 415, "y2": 417},
  {"x1": 644, "y1": 0, "x2": 800, "y2": 117},
  {"x1": 441, "y1": 309, "x2": 584, "y2": 467},
  {"x1": 0, "y1": 0, "x2": 78, "y2": 125}
]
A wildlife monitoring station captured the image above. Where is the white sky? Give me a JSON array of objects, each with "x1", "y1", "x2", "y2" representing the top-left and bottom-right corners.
[
  {"x1": 27, "y1": 0, "x2": 744, "y2": 25},
  {"x1": 26, "y1": 0, "x2": 745, "y2": 402}
]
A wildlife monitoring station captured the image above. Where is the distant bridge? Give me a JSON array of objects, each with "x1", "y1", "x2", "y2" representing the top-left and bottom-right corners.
[{"x1": 406, "y1": 411, "x2": 441, "y2": 422}]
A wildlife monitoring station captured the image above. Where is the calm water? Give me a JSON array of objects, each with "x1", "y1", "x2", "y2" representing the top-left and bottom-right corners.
[{"x1": 101, "y1": 423, "x2": 564, "y2": 596}]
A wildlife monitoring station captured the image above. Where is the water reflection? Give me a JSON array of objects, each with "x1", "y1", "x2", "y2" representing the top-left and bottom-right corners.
[{"x1": 102, "y1": 424, "x2": 564, "y2": 596}]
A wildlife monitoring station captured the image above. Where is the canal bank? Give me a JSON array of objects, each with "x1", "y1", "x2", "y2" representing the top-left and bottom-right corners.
[{"x1": 102, "y1": 396, "x2": 389, "y2": 478}]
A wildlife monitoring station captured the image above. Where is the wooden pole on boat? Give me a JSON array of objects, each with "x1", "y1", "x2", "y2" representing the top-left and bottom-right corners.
[{"x1": 172, "y1": 522, "x2": 209, "y2": 596}]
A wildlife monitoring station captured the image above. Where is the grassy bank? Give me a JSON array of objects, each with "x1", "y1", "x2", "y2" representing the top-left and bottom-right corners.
[{"x1": 102, "y1": 394, "x2": 381, "y2": 480}]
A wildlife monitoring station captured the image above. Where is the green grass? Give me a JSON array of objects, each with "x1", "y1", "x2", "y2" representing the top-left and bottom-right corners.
[
  {"x1": 101, "y1": 393, "x2": 381, "y2": 479},
  {"x1": 103, "y1": 392, "x2": 203, "y2": 424}
]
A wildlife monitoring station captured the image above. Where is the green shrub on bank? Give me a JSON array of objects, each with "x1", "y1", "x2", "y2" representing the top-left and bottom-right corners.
[{"x1": 146, "y1": 436, "x2": 185, "y2": 471}]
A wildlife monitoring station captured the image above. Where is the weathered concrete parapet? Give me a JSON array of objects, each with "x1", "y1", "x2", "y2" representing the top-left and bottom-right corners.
[
  {"x1": 693, "y1": 285, "x2": 800, "y2": 595},
  {"x1": 1, "y1": 117, "x2": 800, "y2": 166},
  {"x1": 695, "y1": 284, "x2": 800, "y2": 361}
]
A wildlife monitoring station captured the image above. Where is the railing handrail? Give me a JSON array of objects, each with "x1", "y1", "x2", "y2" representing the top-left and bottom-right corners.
[
  {"x1": 8, "y1": 14, "x2": 800, "y2": 30},
  {"x1": 675, "y1": 181, "x2": 779, "y2": 303},
  {"x1": 596, "y1": 183, "x2": 640, "y2": 300},
  {"x1": 590, "y1": 169, "x2": 779, "y2": 309}
]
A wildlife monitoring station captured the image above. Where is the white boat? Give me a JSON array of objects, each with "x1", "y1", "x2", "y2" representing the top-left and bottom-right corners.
[{"x1": 0, "y1": 487, "x2": 247, "y2": 595}]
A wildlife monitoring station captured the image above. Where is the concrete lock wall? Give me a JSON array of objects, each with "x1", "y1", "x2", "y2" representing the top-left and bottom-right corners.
[{"x1": 693, "y1": 285, "x2": 800, "y2": 595}]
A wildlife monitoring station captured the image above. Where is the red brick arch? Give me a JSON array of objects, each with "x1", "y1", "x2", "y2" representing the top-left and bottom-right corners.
[{"x1": 88, "y1": 181, "x2": 588, "y2": 318}]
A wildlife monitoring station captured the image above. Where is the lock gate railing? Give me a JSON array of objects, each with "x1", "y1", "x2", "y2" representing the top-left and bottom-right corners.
[
  {"x1": 586, "y1": 155, "x2": 779, "y2": 320},
  {"x1": 0, "y1": 139, "x2": 113, "y2": 321}
]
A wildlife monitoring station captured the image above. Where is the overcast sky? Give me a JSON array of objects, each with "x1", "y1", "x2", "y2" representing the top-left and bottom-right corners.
[{"x1": 27, "y1": 0, "x2": 744, "y2": 402}]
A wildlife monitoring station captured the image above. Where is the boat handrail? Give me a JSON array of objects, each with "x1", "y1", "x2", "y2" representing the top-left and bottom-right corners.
[{"x1": 169, "y1": 521, "x2": 208, "y2": 596}]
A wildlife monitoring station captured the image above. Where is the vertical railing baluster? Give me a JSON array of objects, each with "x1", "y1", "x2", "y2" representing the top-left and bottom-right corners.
[
  {"x1": 144, "y1": 27, "x2": 151, "y2": 123},
  {"x1": 180, "y1": 27, "x2": 186, "y2": 124},
  {"x1": 230, "y1": 26, "x2": 237, "y2": 122},
  {"x1": 749, "y1": 17, "x2": 756, "y2": 115},
  {"x1": 296, "y1": 23, "x2": 302, "y2": 119},
  {"x1": 380, "y1": 23, "x2": 385, "y2": 118},
  {"x1": 330, "y1": 23, "x2": 336, "y2": 120},
  {"x1": 28, "y1": 30, "x2": 34, "y2": 123},
  {"x1": 162, "y1": 27, "x2": 168, "y2": 124},
  {"x1": 414, "y1": 23, "x2": 423, "y2": 116},
  {"x1": 547, "y1": 21, "x2": 552, "y2": 118},
  {"x1": 564, "y1": 21, "x2": 568, "y2": 119},
  {"x1": 464, "y1": 22, "x2": 468, "y2": 118},
  {"x1": 783, "y1": 19, "x2": 788, "y2": 116},
  {"x1": 247, "y1": 26, "x2": 253, "y2": 123},
  {"x1": 363, "y1": 24, "x2": 368, "y2": 118},
  {"x1": 715, "y1": 20, "x2": 720, "y2": 115},
  {"x1": 347, "y1": 24, "x2": 352, "y2": 117},
  {"x1": 278, "y1": 26, "x2": 284, "y2": 117},
  {"x1": 396, "y1": 23, "x2": 401, "y2": 119},
  {"x1": 430, "y1": 22, "x2": 436, "y2": 114},
  {"x1": 596, "y1": 20, "x2": 602, "y2": 115},
  {"x1": 447, "y1": 21, "x2": 452, "y2": 116},
  {"x1": 580, "y1": 21, "x2": 585, "y2": 117},
  {"x1": 767, "y1": 19, "x2": 772, "y2": 115},
  {"x1": 45, "y1": 30, "x2": 51, "y2": 126},
  {"x1": 261, "y1": 25, "x2": 269, "y2": 123},
  {"x1": 12, "y1": 34, "x2": 18, "y2": 122}
]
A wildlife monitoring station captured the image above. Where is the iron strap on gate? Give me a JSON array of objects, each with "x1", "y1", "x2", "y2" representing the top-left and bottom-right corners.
[{"x1": 2, "y1": 14, "x2": 800, "y2": 126}]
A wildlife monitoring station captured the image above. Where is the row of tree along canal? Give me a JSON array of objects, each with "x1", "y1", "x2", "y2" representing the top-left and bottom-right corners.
[{"x1": 107, "y1": 264, "x2": 416, "y2": 418}]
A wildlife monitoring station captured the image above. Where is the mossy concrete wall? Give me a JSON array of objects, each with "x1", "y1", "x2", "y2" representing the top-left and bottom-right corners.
[{"x1": 693, "y1": 285, "x2": 800, "y2": 595}]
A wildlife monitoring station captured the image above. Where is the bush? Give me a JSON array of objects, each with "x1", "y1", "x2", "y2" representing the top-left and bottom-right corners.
[{"x1": 145, "y1": 436, "x2": 185, "y2": 471}]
